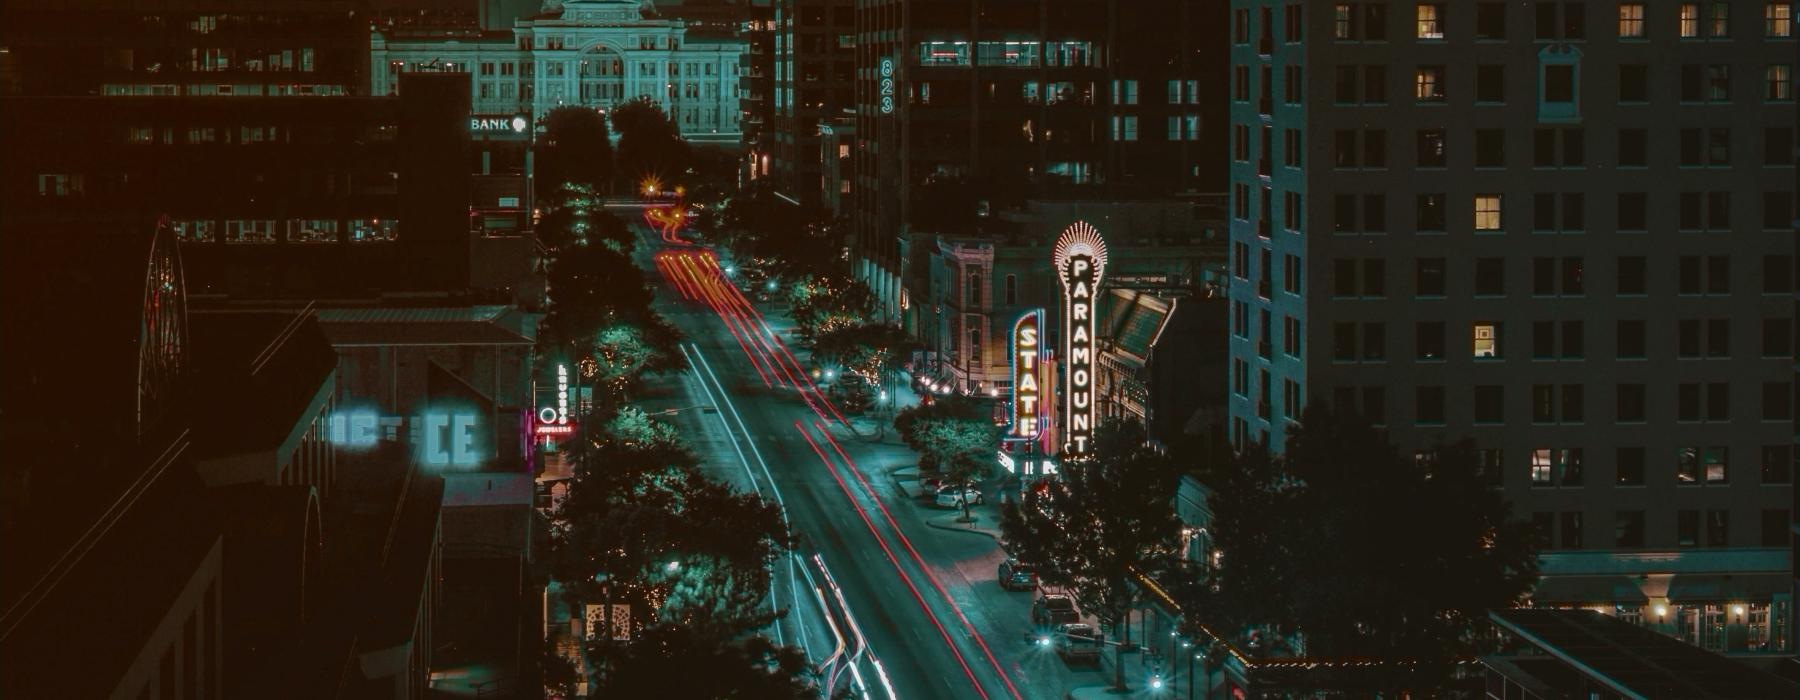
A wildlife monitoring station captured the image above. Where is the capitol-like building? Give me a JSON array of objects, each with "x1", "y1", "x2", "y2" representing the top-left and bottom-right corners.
[{"x1": 371, "y1": 0, "x2": 746, "y2": 142}]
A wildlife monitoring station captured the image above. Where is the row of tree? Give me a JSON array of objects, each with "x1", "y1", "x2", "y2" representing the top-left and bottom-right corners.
[
  {"x1": 529, "y1": 120, "x2": 817, "y2": 696},
  {"x1": 1002, "y1": 409, "x2": 1541, "y2": 694},
  {"x1": 535, "y1": 99, "x2": 717, "y2": 199}
]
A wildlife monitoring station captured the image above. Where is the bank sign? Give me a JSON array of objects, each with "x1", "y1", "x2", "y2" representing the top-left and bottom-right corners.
[
  {"x1": 1010, "y1": 309, "x2": 1045, "y2": 439},
  {"x1": 470, "y1": 113, "x2": 529, "y2": 134},
  {"x1": 1053, "y1": 221, "x2": 1107, "y2": 456}
]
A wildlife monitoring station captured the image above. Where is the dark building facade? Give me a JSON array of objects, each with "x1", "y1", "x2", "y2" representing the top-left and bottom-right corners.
[
  {"x1": 768, "y1": 0, "x2": 855, "y2": 203},
  {"x1": 850, "y1": 0, "x2": 1229, "y2": 320},
  {"x1": 1, "y1": 72, "x2": 492, "y2": 297},
  {"x1": 0, "y1": 223, "x2": 444, "y2": 698},
  {"x1": 1223, "y1": 0, "x2": 1795, "y2": 654},
  {"x1": 0, "y1": 0, "x2": 370, "y2": 99}
]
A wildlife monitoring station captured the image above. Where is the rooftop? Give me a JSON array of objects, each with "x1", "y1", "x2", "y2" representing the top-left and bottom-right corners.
[{"x1": 1487, "y1": 609, "x2": 1798, "y2": 699}]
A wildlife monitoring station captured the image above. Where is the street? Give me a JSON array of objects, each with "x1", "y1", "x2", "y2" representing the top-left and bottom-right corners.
[{"x1": 628, "y1": 221, "x2": 1104, "y2": 699}]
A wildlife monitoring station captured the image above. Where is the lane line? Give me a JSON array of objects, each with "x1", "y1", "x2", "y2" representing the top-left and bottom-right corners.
[
  {"x1": 795, "y1": 421, "x2": 990, "y2": 700},
  {"x1": 814, "y1": 421, "x2": 1024, "y2": 700}
]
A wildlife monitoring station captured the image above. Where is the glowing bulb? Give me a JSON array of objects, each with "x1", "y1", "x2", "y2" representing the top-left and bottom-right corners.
[
  {"x1": 1733, "y1": 605, "x2": 1746, "y2": 616},
  {"x1": 1654, "y1": 605, "x2": 1668, "y2": 617}
]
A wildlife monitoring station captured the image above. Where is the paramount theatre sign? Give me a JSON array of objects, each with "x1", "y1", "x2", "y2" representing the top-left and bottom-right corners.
[{"x1": 1053, "y1": 221, "x2": 1107, "y2": 456}]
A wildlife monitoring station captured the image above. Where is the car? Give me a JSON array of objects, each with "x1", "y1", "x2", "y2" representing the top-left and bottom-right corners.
[
  {"x1": 917, "y1": 476, "x2": 948, "y2": 493},
  {"x1": 997, "y1": 559, "x2": 1039, "y2": 591},
  {"x1": 1031, "y1": 594, "x2": 1080, "y2": 627},
  {"x1": 933, "y1": 485, "x2": 983, "y2": 508},
  {"x1": 1054, "y1": 623, "x2": 1104, "y2": 663}
]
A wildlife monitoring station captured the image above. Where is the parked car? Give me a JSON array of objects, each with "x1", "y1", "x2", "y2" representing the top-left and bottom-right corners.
[
  {"x1": 1055, "y1": 623, "x2": 1104, "y2": 663},
  {"x1": 997, "y1": 559, "x2": 1039, "y2": 591},
  {"x1": 934, "y1": 485, "x2": 983, "y2": 508},
  {"x1": 1031, "y1": 594, "x2": 1080, "y2": 627}
]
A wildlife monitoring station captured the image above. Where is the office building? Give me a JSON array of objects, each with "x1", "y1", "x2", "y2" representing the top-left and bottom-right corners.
[
  {"x1": 1227, "y1": 0, "x2": 1795, "y2": 652},
  {"x1": 371, "y1": 0, "x2": 749, "y2": 143},
  {"x1": 767, "y1": 0, "x2": 854, "y2": 203},
  {"x1": 851, "y1": 0, "x2": 1229, "y2": 320}
]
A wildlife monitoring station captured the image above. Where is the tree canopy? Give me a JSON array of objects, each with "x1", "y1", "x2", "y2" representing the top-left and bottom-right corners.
[
  {"x1": 786, "y1": 274, "x2": 874, "y2": 342},
  {"x1": 810, "y1": 323, "x2": 915, "y2": 389},
  {"x1": 537, "y1": 106, "x2": 613, "y2": 193},
  {"x1": 1001, "y1": 417, "x2": 1183, "y2": 689},
  {"x1": 1185, "y1": 405, "x2": 1540, "y2": 689},
  {"x1": 587, "y1": 624, "x2": 817, "y2": 700},
  {"x1": 611, "y1": 98, "x2": 690, "y2": 189}
]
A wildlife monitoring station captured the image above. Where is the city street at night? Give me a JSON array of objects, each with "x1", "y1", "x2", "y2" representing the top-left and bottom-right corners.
[{"x1": 634, "y1": 219, "x2": 1104, "y2": 699}]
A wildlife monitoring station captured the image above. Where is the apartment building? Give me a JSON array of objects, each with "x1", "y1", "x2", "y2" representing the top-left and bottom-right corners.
[{"x1": 1227, "y1": 0, "x2": 1795, "y2": 653}]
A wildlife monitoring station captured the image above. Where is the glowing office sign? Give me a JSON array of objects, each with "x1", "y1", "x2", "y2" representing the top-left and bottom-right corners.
[
  {"x1": 328, "y1": 408, "x2": 485, "y2": 467},
  {"x1": 1010, "y1": 309, "x2": 1045, "y2": 438},
  {"x1": 879, "y1": 58, "x2": 896, "y2": 114},
  {"x1": 1054, "y1": 221, "x2": 1107, "y2": 456}
]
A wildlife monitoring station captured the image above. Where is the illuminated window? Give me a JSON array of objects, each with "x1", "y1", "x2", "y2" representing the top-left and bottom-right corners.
[
  {"x1": 350, "y1": 219, "x2": 399, "y2": 243},
  {"x1": 1334, "y1": 4, "x2": 1355, "y2": 39},
  {"x1": 1678, "y1": 446, "x2": 1701, "y2": 482},
  {"x1": 1475, "y1": 194, "x2": 1503, "y2": 230},
  {"x1": 1769, "y1": 2, "x2": 1794, "y2": 36},
  {"x1": 1705, "y1": 447, "x2": 1729, "y2": 482},
  {"x1": 1619, "y1": 4, "x2": 1646, "y2": 37},
  {"x1": 1415, "y1": 66, "x2": 1445, "y2": 101},
  {"x1": 225, "y1": 219, "x2": 277, "y2": 244},
  {"x1": 288, "y1": 219, "x2": 339, "y2": 244},
  {"x1": 1417, "y1": 4, "x2": 1445, "y2": 39},
  {"x1": 1768, "y1": 64, "x2": 1793, "y2": 100},
  {"x1": 1708, "y1": 2, "x2": 1730, "y2": 36},
  {"x1": 1531, "y1": 449, "x2": 1554, "y2": 485},
  {"x1": 1474, "y1": 322, "x2": 1501, "y2": 357},
  {"x1": 127, "y1": 126, "x2": 155, "y2": 144},
  {"x1": 1681, "y1": 3, "x2": 1701, "y2": 37},
  {"x1": 171, "y1": 220, "x2": 215, "y2": 243}
]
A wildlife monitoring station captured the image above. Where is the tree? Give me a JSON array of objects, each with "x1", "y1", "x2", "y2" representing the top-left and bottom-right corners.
[
  {"x1": 810, "y1": 322, "x2": 915, "y2": 391},
  {"x1": 588, "y1": 624, "x2": 817, "y2": 699},
  {"x1": 710, "y1": 185, "x2": 841, "y2": 281},
  {"x1": 548, "y1": 435, "x2": 792, "y2": 640},
  {"x1": 894, "y1": 394, "x2": 1001, "y2": 520},
  {"x1": 537, "y1": 106, "x2": 613, "y2": 194},
  {"x1": 1001, "y1": 417, "x2": 1183, "y2": 690},
  {"x1": 787, "y1": 274, "x2": 874, "y2": 342},
  {"x1": 539, "y1": 240, "x2": 685, "y2": 409},
  {"x1": 611, "y1": 97, "x2": 690, "y2": 190},
  {"x1": 1187, "y1": 405, "x2": 1540, "y2": 692}
]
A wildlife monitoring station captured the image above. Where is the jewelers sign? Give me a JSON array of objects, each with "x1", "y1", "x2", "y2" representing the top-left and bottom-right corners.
[
  {"x1": 1053, "y1": 222, "x2": 1107, "y2": 456},
  {"x1": 1010, "y1": 309, "x2": 1045, "y2": 438}
]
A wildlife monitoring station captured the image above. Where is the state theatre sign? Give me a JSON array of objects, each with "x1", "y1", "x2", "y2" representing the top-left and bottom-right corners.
[
  {"x1": 1053, "y1": 221, "x2": 1107, "y2": 456},
  {"x1": 1010, "y1": 309, "x2": 1045, "y2": 439}
]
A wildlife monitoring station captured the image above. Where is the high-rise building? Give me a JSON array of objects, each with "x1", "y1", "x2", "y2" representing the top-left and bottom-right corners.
[
  {"x1": 850, "y1": 0, "x2": 1228, "y2": 320},
  {"x1": 1228, "y1": 0, "x2": 1795, "y2": 653},
  {"x1": 768, "y1": 0, "x2": 854, "y2": 203}
]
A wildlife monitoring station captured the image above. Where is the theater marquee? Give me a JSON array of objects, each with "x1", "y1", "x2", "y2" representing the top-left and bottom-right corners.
[
  {"x1": 1010, "y1": 309, "x2": 1045, "y2": 439},
  {"x1": 1053, "y1": 221, "x2": 1107, "y2": 456}
]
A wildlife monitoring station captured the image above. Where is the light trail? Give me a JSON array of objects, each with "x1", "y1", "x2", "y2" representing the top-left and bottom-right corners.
[
  {"x1": 677, "y1": 342, "x2": 789, "y2": 648},
  {"x1": 795, "y1": 421, "x2": 990, "y2": 700},
  {"x1": 813, "y1": 421, "x2": 1024, "y2": 700}
]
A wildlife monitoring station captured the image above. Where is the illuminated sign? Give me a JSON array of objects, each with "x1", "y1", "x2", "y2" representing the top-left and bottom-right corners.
[
  {"x1": 470, "y1": 113, "x2": 530, "y2": 134},
  {"x1": 538, "y1": 364, "x2": 570, "y2": 425},
  {"x1": 328, "y1": 408, "x2": 486, "y2": 467},
  {"x1": 1010, "y1": 309, "x2": 1045, "y2": 438},
  {"x1": 879, "y1": 58, "x2": 896, "y2": 114},
  {"x1": 1054, "y1": 221, "x2": 1108, "y2": 456}
]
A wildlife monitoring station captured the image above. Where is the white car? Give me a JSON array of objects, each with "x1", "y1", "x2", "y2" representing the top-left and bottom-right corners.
[{"x1": 934, "y1": 485, "x2": 983, "y2": 508}]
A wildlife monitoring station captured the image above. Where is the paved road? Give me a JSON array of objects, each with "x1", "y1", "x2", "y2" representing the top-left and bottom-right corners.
[{"x1": 630, "y1": 225, "x2": 1103, "y2": 699}]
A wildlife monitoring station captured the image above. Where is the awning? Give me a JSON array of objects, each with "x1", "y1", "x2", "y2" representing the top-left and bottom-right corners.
[
  {"x1": 1529, "y1": 575, "x2": 1649, "y2": 605},
  {"x1": 1666, "y1": 573, "x2": 1792, "y2": 601}
]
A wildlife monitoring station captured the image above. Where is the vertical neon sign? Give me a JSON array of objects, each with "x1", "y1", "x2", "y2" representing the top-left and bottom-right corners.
[
  {"x1": 1010, "y1": 309, "x2": 1045, "y2": 438},
  {"x1": 879, "y1": 58, "x2": 896, "y2": 114},
  {"x1": 1054, "y1": 222, "x2": 1107, "y2": 456}
]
